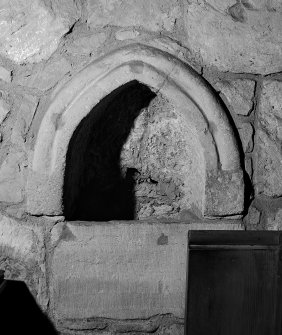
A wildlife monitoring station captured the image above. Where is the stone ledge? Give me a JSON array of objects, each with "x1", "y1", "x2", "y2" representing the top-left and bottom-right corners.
[{"x1": 50, "y1": 221, "x2": 243, "y2": 321}]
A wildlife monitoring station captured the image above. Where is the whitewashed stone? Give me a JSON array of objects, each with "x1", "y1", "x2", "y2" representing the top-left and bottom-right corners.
[
  {"x1": 238, "y1": 122, "x2": 254, "y2": 153},
  {"x1": 0, "y1": 98, "x2": 9, "y2": 124},
  {"x1": 256, "y1": 81, "x2": 282, "y2": 197},
  {"x1": 15, "y1": 57, "x2": 71, "y2": 91},
  {"x1": 214, "y1": 79, "x2": 255, "y2": 116},
  {"x1": 0, "y1": 0, "x2": 69, "y2": 64},
  {"x1": 87, "y1": 0, "x2": 181, "y2": 32},
  {"x1": 184, "y1": 0, "x2": 282, "y2": 74},
  {"x1": 0, "y1": 66, "x2": 11, "y2": 82},
  {"x1": 0, "y1": 152, "x2": 26, "y2": 203}
]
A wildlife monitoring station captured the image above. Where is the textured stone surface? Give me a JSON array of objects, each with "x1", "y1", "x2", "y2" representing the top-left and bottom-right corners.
[
  {"x1": 115, "y1": 29, "x2": 140, "y2": 41},
  {"x1": 0, "y1": 214, "x2": 47, "y2": 308},
  {"x1": 50, "y1": 222, "x2": 242, "y2": 320},
  {"x1": 205, "y1": 170, "x2": 245, "y2": 217},
  {"x1": 0, "y1": 215, "x2": 35, "y2": 264},
  {"x1": 119, "y1": 94, "x2": 205, "y2": 219},
  {"x1": 184, "y1": 1, "x2": 282, "y2": 74},
  {"x1": 0, "y1": 152, "x2": 26, "y2": 203},
  {"x1": 214, "y1": 79, "x2": 255, "y2": 116},
  {"x1": 11, "y1": 94, "x2": 39, "y2": 148},
  {"x1": 87, "y1": 0, "x2": 181, "y2": 32},
  {"x1": 266, "y1": 209, "x2": 282, "y2": 230},
  {"x1": 247, "y1": 206, "x2": 261, "y2": 226},
  {"x1": 238, "y1": 122, "x2": 254, "y2": 153},
  {"x1": 256, "y1": 81, "x2": 282, "y2": 197},
  {"x1": 0, "y1": 0, "x2": 69, "y2": 64},
  {"x1": 0, "y1": 98, "x2": 9, "y2": 124},
  {"x1": 0, "y1": 66, "x2": 11, "y2": 82},
  {"x1": 158, "y1": 324, "x2": 184, "y2": 335},
  {"x1": 48, "y1": 0, "x2": 81, "y2": 26},
  {"x1": 256, "y1": 130, "x2": 282, "y2": 197},
  {"x1": 15, "y1": 57, "x2": 71, "y2": 90},
  {"x1": 65, "y1": 32, "x2": 107, "y2": 56}
]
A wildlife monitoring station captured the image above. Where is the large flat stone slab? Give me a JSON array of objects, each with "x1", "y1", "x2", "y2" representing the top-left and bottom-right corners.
[{"x1": 50, "y1": 221, "x2": 243, "y2": 320}]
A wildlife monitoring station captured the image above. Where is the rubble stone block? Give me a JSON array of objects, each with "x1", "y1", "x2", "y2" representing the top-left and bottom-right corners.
[
  {"x1": 256, "y1": 81, "x2": 282, "y2": 197},
  {"x1": 0, "y1": 214, "x2": 47, "y2": 308},
  {"x1": 214, "y1": 79, "x2": 255, "y2": 116},
  {"x1": 247, "y1": 206, "x2": 261, "y2": 226},
  {"x1": 184, "y1": 0, "x2": 282, "y2": 74},
  {"x1": 0, "y1": 0, "x2": 69, "y2": 64},
  {"x1": 11, "y1": 94, "x2": 39, "y2": 148},
  {"x1": 65, "y1": 32, "x2": 107, "y2": 56},
  {"x1": 255, "y1": 130, "x2": 282, "y2": 197},
  {"x1": 0, "y1": 152, "x2": 26, "y2": 203},
  {"x1": 266, "y1": 209, "x2": 282, "y2": 230},
  {"x1": 14, "y1": 57, "x2": 71, "y2": 91},
  {"x1": 204, "y1": 169, "x2": 245, "y2": 217},
  {"x1": 238, "y1": 122, "x2": 254, "y2": 153}
]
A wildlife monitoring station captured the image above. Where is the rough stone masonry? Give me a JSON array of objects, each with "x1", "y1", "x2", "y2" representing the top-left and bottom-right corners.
[{"x1": 0, "y1": 0, "x2": 281, "y2": 334}]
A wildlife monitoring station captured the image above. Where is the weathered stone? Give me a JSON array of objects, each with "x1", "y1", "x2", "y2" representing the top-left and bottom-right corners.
[
  {"x1": 183, "y1": 1, "x2": 282, "y2": 74},
  {"x1": 47, "y1": 0, "x2": 81, "y2": 26},
  {"x1": 0, "y1": 214, "x2": 47, "y2": 309},
  {"x1": 245, "y1": 157, "x2": 253, "y2": 179},
  {"x1": 0, "y1": 0, "x2": 69, "y2": 64},
  {"x1": 259, "y1": 81, "x2": 282, "y2": 142},
  {"x1": 256, "y1": 81, "x2": 282, "y2": 197},
  {"x1": 247, "y1": 206, "x2": 261, "y2": 226},
  {"x1": 214, "y1": 79, "x2": 255, "y2": 116},
  {"x1": 0, "y1": 215, "x2": 36, "y2": 265},
  {"x1": 0, "y1": 98, "x2": 9, "y2": 124},
  {"x1": 205, "y1": 170, "x2": 244, "y2": 217},
  {"x1": 11, "y1": 94, "x2": 39, "y2": 148},
  {"x1": 0, "y1": 152, "x2": 26, "y2": 203},
  {"x1": 66, "y1": 32, "x2": 107, "y2": 56},
  {"x1": 115, "y1": 29, "x2": 140, "y2": 41},
  {"x1": 255, "y1": 130, "x2": 282, "y2": 197},
  {"x1": 157, "y1": 324, "x2": 184, "y2": 335},
  {"x1": 0, "y1": 66, "x2": 11, "y2": 82},
  {"x1": 87, "y1": 0, "x2": 181, "y2": 32},
  {"x1": 50, "y1": 222, "x2": 242, "y2": 321},
  {"x1": 238, "y1": 122, "x2": 254, "y2": 153},
  {"x1": 266, "y1": 208, "x2": 282, "y2": 230},
  {"x1": 14, "y1": 57, "x2": 71, "y2": 91}
]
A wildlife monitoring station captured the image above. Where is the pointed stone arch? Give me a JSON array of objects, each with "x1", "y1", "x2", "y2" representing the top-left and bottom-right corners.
[{"x1": 27, "y1": 44, "x2": 244, "y2": 218}]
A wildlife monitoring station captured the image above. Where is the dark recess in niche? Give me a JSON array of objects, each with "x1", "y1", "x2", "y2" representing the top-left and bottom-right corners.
[{"x1": 63, "y1": 80, "x2": 156, "y2": 221}]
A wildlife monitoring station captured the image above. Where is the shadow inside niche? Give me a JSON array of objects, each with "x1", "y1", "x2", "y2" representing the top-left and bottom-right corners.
[
  {"x1": 63, "y1": 80, "x2": 156, "y2": 221},
  {"x1": 0, "y1": 278, "x2": 57, "y2": 334}
]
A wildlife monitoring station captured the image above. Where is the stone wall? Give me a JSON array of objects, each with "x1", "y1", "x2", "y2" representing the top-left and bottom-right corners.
[{"x1": 0, "y1": 0, "x2": 281, "y2": 334}]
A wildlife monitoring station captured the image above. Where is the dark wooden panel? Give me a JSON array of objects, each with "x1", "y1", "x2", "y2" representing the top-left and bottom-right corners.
[
  {"x1": 188, "y1": 231, "x2": 281, "y2": 246},
  {"x1": 186, "y1": 231, "x2": 282, "y2": 335}
]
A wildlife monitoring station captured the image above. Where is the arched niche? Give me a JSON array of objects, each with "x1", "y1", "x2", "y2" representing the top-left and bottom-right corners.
[{"x1": 27, "y1": 44, "x2": 244, "y2": 218}]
